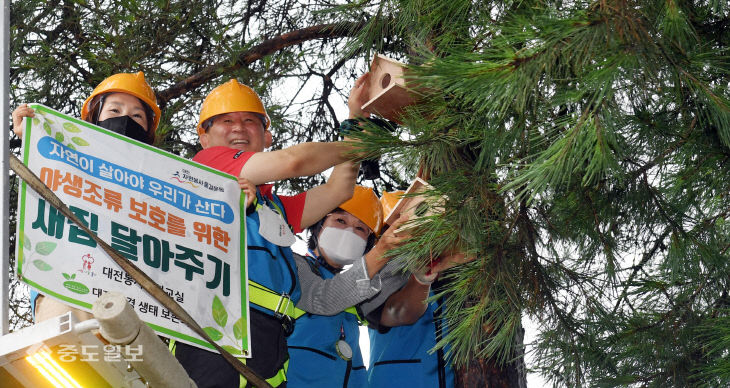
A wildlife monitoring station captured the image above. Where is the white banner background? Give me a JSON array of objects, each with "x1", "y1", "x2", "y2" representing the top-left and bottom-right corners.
[{"x1": 16, "y1": 104, "x2": 250, "y2": 356}]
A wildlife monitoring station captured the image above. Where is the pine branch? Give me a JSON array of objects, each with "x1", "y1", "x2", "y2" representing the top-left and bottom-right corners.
[
  {"x1": 157, "y1": 21, "x2": 368, "y2": 106},
  {"x1": 610, "y1": 229, "x2": 671, "y2": 315}
]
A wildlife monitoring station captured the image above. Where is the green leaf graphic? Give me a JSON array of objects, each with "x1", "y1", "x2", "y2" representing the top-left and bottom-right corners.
[
  {"x1": 23, "y1": 235, "x2": 31, "y2": 251},
  {"x1": 63, "y1": 281, "x2": 89, "y2": 294},
  {"x1": 221, "y1": 345, "x2": 242, "y2": 356},
  {"x1": 45, "y1": 117, "x2": 54, "y2": 124},
  {"x1": 32, "y1": 260, "x2": 53, "y2": 271},
  {"x1": 63, "y1": 122, "x2": 81, "y2": 133},
  {"x1": 67, "y1": 144, "x2": 77, "y2": 150},
  {"x1": 55, "y1": 132, "x2": 64, "y2": 143},
  {"x1": 71, "y1": 273, "x2": 76, "y2": 280},
  {"x1": 35, "y1": 241, "x2": 57, "y2": 255},
  {"x1": 63, "y1": 273, "x2": 71, "y2": 280},
  {"x1": 43, "y1": 122, "x2": 52, "y2": 135},
  {"x1": 203, "y1": 327, "x2": 223, "y2": 341},
  {"x1": 233, "y1": 317, "x2": 244, "y2": 340},
  {"x1": 71, "y1": 137, "x2": 89, "y2": 146},
  {"x1": 32, "y1": 118, "x2": 40, "y2": 126},
  {"x1": 212, "y1": 295, "x2": 228, "y2": 327}
]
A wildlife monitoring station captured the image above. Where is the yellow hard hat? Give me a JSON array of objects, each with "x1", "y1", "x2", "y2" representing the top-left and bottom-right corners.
[
  {"x1": 380, "y1": 190, "x2": 404, "y2": 219},
  {"x1": 340, "y1": 186, "x2": 383, "y2": 236},
  {"x1": 81, "y1": 72, "x2": 161, "y2": 132},
  {"x1": 197, "y1": 79, "x2": 270, "y2": 135}
]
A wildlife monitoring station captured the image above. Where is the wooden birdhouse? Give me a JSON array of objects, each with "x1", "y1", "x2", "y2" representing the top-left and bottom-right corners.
[
  {"x1": 360, "y1": 54, "x2": 419, "y2": 124},
  {"x1": 384, "y1": 177, "x2": 446, "y2": 232}
]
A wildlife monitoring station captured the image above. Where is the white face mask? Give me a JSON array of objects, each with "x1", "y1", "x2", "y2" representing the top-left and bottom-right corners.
[{"x1": 318, "y1": 227, "x2": 367, "y2": 266}]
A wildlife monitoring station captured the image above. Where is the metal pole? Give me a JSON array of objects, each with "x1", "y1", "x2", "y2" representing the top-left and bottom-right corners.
[{"x1": 1, "y1": 0, "x2": 11, "y2": 335}]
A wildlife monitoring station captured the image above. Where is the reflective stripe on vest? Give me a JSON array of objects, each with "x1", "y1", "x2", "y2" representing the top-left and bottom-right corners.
[
  {"x1": 343, "y1": 306, "x2": 368, "y2": 326},
  {"x1": 249, "y1": 280, "x2": 306, "y2": 319},
  {"x1": 246, "y1": 281, "x2": 369, "y2": 324},
  {"x1": 168, "y1": 339, "x2": 289, "y2": 387},
  {"x1": 239, "y1": 358, "x2": 288, "y2": 388}
]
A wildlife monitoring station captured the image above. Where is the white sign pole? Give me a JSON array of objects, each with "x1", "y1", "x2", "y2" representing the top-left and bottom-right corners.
[{"x1": 1, "y1": 0, "x2": 11, "y2": 335}]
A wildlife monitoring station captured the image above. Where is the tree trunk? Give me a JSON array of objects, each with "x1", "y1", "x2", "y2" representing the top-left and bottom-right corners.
[{"x1": 455, "y1": 326, "x2": 527, "y2": 388}]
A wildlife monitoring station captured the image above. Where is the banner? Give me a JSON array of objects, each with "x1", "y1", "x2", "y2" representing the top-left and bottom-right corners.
[{"x1": 15, "y1": 104, "x2": 250, "y2": 357}]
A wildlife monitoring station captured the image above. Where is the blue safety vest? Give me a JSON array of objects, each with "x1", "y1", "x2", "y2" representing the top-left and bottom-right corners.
[
  {"x1": 247, "y1": 188, "x2": 301, "y2": 317},
  {"x1": 367, "y1": 291, "x2": 454, "y2": 388},
  {"x1": 287, "y1": 254, "x2": 367, "y2": 388},
  {"x1": 170, "y1": 187, "x2": 301, "y2": 388}
]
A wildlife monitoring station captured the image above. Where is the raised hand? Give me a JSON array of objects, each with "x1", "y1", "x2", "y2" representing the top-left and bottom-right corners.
[
  {"x1": 12, "y1": 103, "x2": 35, "y2": 138},
  {"x1": 348, "y1": 73, "x2": 371, "y2": 119}
]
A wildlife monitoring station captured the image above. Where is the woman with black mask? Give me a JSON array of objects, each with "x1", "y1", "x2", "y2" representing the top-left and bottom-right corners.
[
  {"x1": 14, "y1": 71, "x2": 160, "y2": 144},
  {"x1": 12, "y1": 71, "x2": 161, "y2": 323}
]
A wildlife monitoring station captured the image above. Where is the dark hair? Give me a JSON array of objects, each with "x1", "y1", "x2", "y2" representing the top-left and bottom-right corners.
[
  {"x1": 307, "y1": 208, "x2": 377, "y2": 253},
  {"x1": 87, "y1": 93, "x2": 156, "y2": 145}
]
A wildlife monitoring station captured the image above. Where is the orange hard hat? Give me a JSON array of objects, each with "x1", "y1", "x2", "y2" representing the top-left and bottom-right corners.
[
  {"x1": 197, "y1": 79, "x2": 270, "y2": 135},
  {"x1": 339, "y1": 186, "x2": 383, "y2": 236},
  {"x1": 380, "y1": 190, "x2": 404, "y2": 219},
  {"x1": 81, "y1": 72, "x2": 161, "y2": 132}
]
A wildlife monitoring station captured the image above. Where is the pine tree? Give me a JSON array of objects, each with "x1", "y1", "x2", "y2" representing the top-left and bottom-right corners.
[
  {"x1": 339, "y1": 0, "x2": 730, "y2": 386},
  {"x1": 8, "y1": 0, "x2": 730, "y2": 386}
]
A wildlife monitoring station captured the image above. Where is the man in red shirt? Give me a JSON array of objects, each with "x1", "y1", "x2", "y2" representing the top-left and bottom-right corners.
[{"x1": 175, "y1": 75, "x2": 371, "y2": 388}]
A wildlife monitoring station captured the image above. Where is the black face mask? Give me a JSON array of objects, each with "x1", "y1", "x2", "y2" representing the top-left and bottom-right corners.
[{"x1": 97, "y1": 116, "x2": 151, "y2": 145}]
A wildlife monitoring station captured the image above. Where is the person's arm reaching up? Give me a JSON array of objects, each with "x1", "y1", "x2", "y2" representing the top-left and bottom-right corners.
[
  {"x1": 378, "y1": 275, "x2": 432, "y2": 327},
  {"x1": 239, "y1": 73, "x2": 371, "y2": 186},
  {"x1": 239, "y1": 141, "x2": 359, "y2": 185},
  {"x1": 377, "y1": 249, "x2": 474, "y2": 327},
  {"x1": 298, "y1": 161, "x2": 359, "y2": 229},
  {"x1": 362, "y1": 215, "x2": 410, "y2": 278}
]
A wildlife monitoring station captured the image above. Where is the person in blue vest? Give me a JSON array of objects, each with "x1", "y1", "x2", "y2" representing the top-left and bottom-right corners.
[
  {"x1": 173, "y1": 75, "x2": 372, "y2": 388},
  {"x1": 286, "y1": 185, "x2": 412, "y2": 387},
  {"x1": 365, "y1": 191, "x2": 474, "y2": 388},
  {"x1": 12, "y1": 72, "x2": 162, "y2": 324},
  {"x1": 367, "y1": 274, "x2": 454, "y2": 388}
]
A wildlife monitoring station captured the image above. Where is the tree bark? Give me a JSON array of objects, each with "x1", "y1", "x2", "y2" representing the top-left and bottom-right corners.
[{"x1": 455, "y1": 326, "x2": 527, "y2": 388}]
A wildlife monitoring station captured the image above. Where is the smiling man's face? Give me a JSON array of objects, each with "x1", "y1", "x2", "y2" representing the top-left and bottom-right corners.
[{"x1": 199, "y1": 111, "x2": 272, "y2": 152}]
